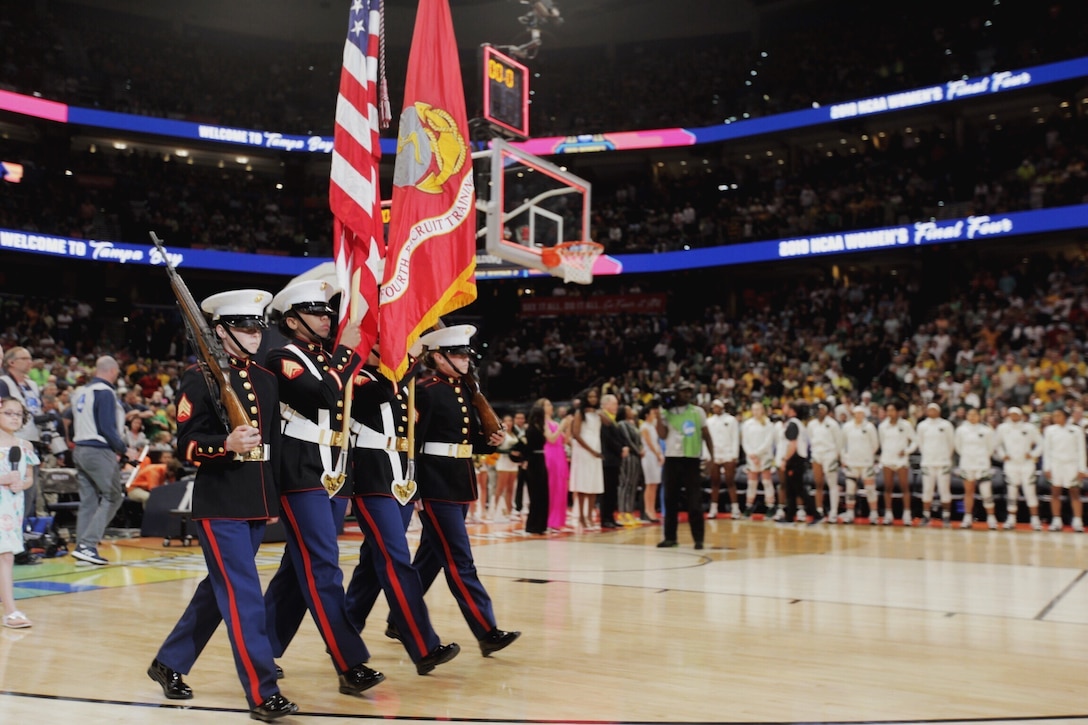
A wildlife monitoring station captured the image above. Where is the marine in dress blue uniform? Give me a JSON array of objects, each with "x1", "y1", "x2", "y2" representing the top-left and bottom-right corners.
[
  {"x1": 260, "y1": 279, "x2": 384, "y2": 695},
  {"x1": 343, "y1": 349, "x2": 460, "y2": 674},
  {"x1": 411, "y1": 326, "x2": 521, "y2": 656},
  {"x1": 148, "y1": 289, "x2": 299, "y2": 722}
]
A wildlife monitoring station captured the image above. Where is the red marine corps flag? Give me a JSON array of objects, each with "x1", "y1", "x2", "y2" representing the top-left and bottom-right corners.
[
  {"x1": 378, "y1": 0, "x2": 477, "y2": 382},
  {"x1": 330, "y1": 0, "x2": 387, "y2": 352}
]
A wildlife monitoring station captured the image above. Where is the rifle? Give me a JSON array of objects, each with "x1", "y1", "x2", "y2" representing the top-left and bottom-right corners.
[
  {"x1": 462, "y1": 366, "x2": 504, "y2": 438},
  {"x1": 150, "y1": 232, "x2": 250, "y2": 434}
]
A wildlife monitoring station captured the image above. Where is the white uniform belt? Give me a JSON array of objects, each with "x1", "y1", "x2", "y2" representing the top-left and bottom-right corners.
[
  {"x1": 282, "y1": 416, "x2": 345, "y2": 448},
  {"x1": 350, "y1": 422, "x2": 409, "y2": 452},
  {"x1": 422, "y1": 442, "x2": 473, "y2": 459}
]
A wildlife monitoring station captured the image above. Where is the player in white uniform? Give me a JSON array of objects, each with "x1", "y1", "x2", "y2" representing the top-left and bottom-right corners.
[
  {"x1": 878, "y1": 401, "x2": 917, "y2": 525},
  {"x1": 740, "y1": 402, "x2": 776, "y2": 519},
  {"x1": 839, "y1": 406, "x2": 879, "y2": 524},
  {"x1": 1042, "y1": 407, "x2": 1086, "y2": 532},
  {"x1": 995, "y1": 406, "x2": 1042, "y2": 531},
  {"x1": 807, "y1": 403, "x2": 843, "y2": 523},
  {"x1": 705, "y1": 400, "x2": 740, "y2": 519},
  {"x1": 954, "y1": 408, "x2": 997, "y2": 529},
  {"x1": 916, "y1": 402, "x2": 956, "y2": 527}
]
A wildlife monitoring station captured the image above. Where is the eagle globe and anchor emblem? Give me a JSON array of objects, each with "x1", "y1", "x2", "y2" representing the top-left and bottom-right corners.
[{"x1": 394, "y1": 101, "x2": 468, "y2": 194}]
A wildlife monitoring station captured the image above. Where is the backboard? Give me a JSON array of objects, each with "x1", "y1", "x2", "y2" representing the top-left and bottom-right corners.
[{"x1": 476, "y1": 138, "x2": 621, "y2": 282}]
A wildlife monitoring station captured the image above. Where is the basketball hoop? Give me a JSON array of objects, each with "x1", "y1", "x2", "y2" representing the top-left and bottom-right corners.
[{"x1": 549, "y1": 241, "x2": 603, "y2": 284}]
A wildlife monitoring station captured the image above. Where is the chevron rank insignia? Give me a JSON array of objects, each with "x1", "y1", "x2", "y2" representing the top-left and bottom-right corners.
[
  {"x1": 177, "y1": 394, "x2": 192, "y2": 423},
  {"x1": 281, "y1": 359, "x2": 305, "y2": 380}
]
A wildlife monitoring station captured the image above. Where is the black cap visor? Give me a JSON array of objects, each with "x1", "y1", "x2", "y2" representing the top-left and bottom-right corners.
[{"x1": 218, "y1": 315, "x2": 267, "y2": 330}]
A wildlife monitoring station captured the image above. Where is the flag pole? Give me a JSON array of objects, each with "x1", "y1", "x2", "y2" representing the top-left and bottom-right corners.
[{"x1": 405, "y1": 377, "x2": 416, "y2": 485}]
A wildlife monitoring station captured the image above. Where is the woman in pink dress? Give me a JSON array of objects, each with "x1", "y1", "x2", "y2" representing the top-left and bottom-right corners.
[{"x1": 541, "y1": 399, "x2": 570, "y2": 531}]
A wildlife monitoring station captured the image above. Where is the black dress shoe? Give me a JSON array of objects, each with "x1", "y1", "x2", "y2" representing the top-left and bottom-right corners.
[
  {"x1": 250, "y1": 692, "x2": 299, "y2": 722},
  {"x1": 338, "y1": 663, "x2": 385, "y2": 695},
  {"x1": 601, "y1": 521, "x2": 619, "y2": 529},
  {"x1": 694, "y1": 542, "x2": 704, "y2": 550},
  {"x1": 656, "y1": 540, "x2": 678, "y2": 548},
  {"x1": 385, "y1": 621, "x2": 402, "y2": 642},
  {"x1": 416, "y1": 642, "x2": 461, "y2": 675},
  {"x1": 479, "y1": 628, "x2": 521, "y2": 656},
  {"x1": 14, "y1": 551, "x2": 41, "y2": 565},
  {"x1": 147, "y1": 658, "x2": 193, "y2": 700}
]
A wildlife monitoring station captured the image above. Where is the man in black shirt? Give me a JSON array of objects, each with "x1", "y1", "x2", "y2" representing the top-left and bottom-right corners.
[{"x1": 781, "y1": 401, "x2": 818, "y2": 525}]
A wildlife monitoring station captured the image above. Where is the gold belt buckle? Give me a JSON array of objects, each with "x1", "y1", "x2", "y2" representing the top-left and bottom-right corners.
[
  {"x1": 323, "y1": 430, "x2": 345, "y2": 448},
  {"x1": 394, "y1": 437, "x2": 409, "y2": 453},
  {"x1": 240, "y1": 444, "x2": 268, "y2": 462},
  {"x1": 456, "y1": 443, "x2": 472, "y2": 458}
]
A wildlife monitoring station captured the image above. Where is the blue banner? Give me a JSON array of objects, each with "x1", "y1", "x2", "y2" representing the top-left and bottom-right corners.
[
  {"x1": 4, "y1": 205, "x2": 1087, "y2": 278},
  {"x1": 686, "y1": 57, "x2": 1088, "y2": 148},
  {"x1": 3, "y1": 57, "x2": 1086, "y2": 157},
  {"x1": 613, "y1": 205, "x2": 1088, "y2": 274},
  {"x1": 0, "y1": 230, "x2": 311, "y2": 275}
]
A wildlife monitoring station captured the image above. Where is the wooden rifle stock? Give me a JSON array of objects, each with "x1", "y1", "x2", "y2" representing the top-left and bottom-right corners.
[
  {"x1": 149, "y1": 232, "x2": 250, "y2": 432},
  {"x1": 461, "y1": 368, "x2": 503, "y2": 438}
]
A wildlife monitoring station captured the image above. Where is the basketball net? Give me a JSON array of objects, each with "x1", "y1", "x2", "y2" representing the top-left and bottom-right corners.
[{"x1": 551, "y1": 241, "x2": 603, "y2": 285}]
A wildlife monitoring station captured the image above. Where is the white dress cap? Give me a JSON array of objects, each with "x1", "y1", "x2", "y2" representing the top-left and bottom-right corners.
[
  {"x1": 417, "y1": 324, "x2": 478, "y2": 353},
  {"x1": 201, "y1": 289, "x2": 273, "y2": 326},
  {"x1": 272, "y1": 279, "x2": 339, "y2": 314}
]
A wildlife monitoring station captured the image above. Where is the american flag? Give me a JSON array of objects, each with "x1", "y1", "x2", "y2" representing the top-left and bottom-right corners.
[{"x1": 330, "y1": 0, "x2": 384, "y2": 352}]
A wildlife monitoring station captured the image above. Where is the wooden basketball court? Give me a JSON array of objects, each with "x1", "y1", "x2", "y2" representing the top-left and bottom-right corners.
[{"x1": 2, "y1": 516, "x2": 1088, "y2": 724}]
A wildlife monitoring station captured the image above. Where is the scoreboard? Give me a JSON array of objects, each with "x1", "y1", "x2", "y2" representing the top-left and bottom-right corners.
[{"x1": 481, "y1": 44, "x2": 529, "y2": 139}]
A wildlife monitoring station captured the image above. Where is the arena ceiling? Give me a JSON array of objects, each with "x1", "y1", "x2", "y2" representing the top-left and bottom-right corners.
[{"x1": 60, "y1": 0, "x2": 764, "y2": 47}]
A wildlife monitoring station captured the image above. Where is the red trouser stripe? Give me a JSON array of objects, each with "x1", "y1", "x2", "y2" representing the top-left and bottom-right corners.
[
  {"x1": 422, "y1": 501, "x2": 490, "y2": 630},
  {"x1": 201, "y1": 520, "x2": 262, "y2": 704},
  {"x1": 280, "y1": 496, "x2": 347, "y2": 671},
  {"x1": 356, "y1": 499, "x2": 429, "y2": 657}
]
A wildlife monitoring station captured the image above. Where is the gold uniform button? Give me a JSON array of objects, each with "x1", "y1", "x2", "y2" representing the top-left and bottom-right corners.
[
  {"x1": 323, "y1": 366, "x2": 330, "y2": 372},
  {"x1": 239, "y1": 371, "x2": 248, "y2": 378},
  {"x1": 398, "y1": 426, "x2": 405, "y2": 433},
  {"x1": 456, "y1": 397, "x2": 464, "y2": 404},
  {"x1": 336, "y1": 414, "x2": 343, "y2": 421},
  {"x1": 454, "y1": 387, "x2": 461, "y2": 394},
  {"x1": 243, "y1": 382, "x2": 252, "y2": 390},
  {"x1": 250, "y1": 406, "x2": 258, "y2": 414},
  {"x1": 248, "y1": 393, "x2": 256, "y2": 401},
  {"x1": 460, "y1": 406, "x2": 468, "y2": 413},
  {"x1": 317, "y1": 355, "x2": 326, "y2": 363},
  {"x1": 218, "y1": 447, "x2": 225, "y2": 453},
  {"x1": 336, "y1": 400, "x2": 343, "y2": 407},
  {"x1": 462, "y1": 427, "x2": 468, "y2": 434},
  {"x1": 250, "y1": 420, "x2": 259, "y2": 427}
]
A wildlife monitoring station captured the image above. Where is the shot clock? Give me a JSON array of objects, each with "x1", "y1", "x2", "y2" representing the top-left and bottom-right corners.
[{"x1": 481, "y1": 44, "x2": 529, "y2": 139}]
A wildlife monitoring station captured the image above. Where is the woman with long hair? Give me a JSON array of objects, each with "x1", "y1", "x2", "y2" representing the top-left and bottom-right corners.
[
  {"x1": 569, "y1": 387, "x2": 604, "y2": 530},
  {"x1": 492, "y1": 414, "x2": 520, "y2": 522},
  {"x1": 542, "y1": 399, "x2": 570, "y2": 531},
  {"x1": 524, "y1": 400, "x2": 550, "y2": 535},
  {"x1": 617, "y1": 405, "x2": 644, "y2": 525},
  {"x1": 640, "y1": 406, "x2": 664, "y2": 522}
]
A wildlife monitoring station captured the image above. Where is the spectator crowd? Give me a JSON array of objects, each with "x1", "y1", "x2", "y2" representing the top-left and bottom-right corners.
[{"x1": 3, "y1": 2, "x2": 1086, "y2": 138}]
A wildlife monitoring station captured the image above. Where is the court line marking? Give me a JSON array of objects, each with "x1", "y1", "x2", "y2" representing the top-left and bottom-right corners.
[
  {"x1": 1, "y1": 690, "x2": 1088, "y2": 724},
  {"x1": 1035, "y1": 569, "x2": 1088, "y2": 621}
]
